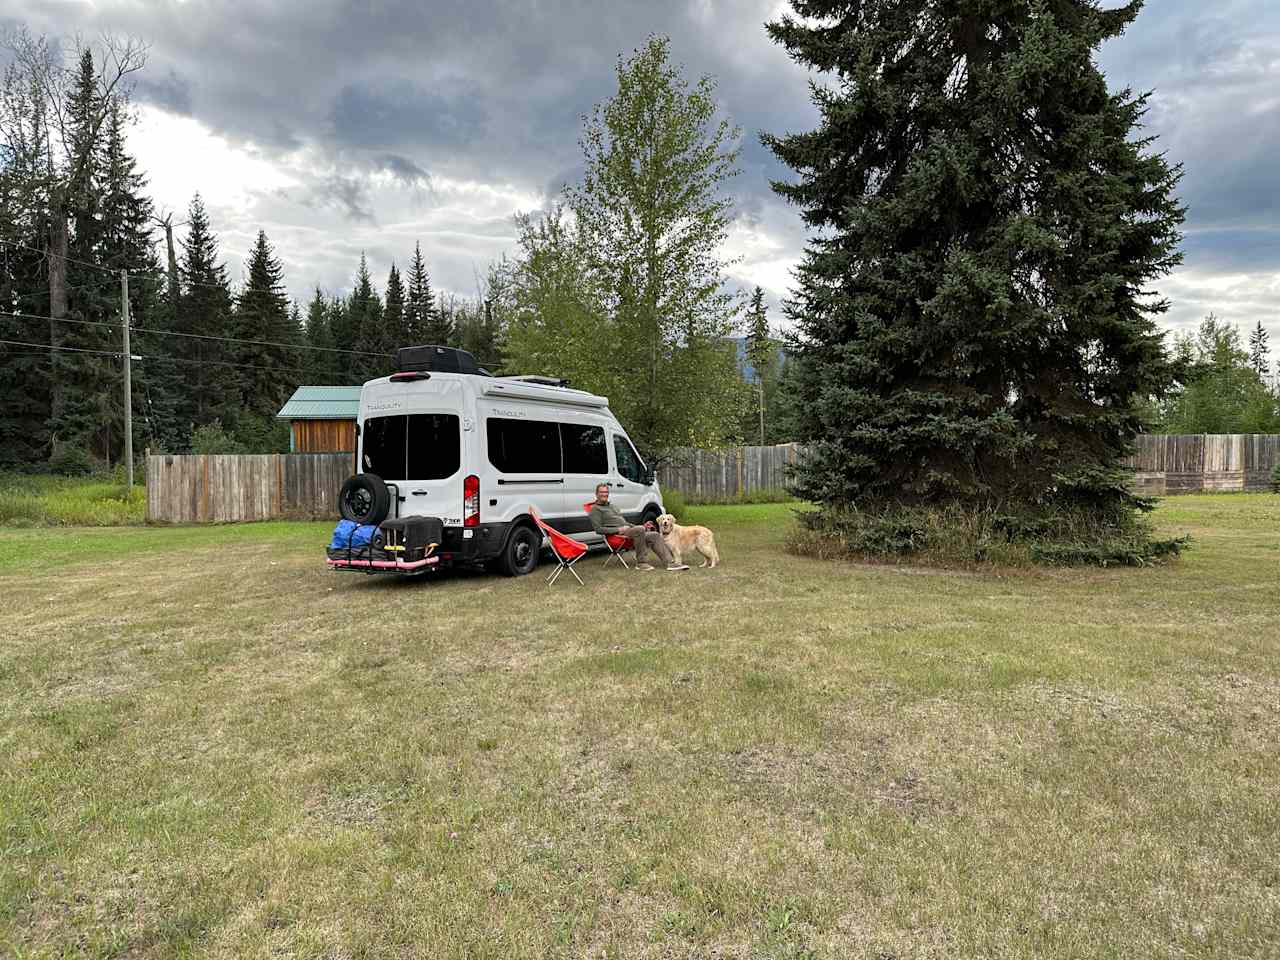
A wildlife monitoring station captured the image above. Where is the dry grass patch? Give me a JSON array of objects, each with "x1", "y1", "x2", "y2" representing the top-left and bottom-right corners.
[{"x1": 1, "y1": 496, "x2": 1278, "y2": 958}]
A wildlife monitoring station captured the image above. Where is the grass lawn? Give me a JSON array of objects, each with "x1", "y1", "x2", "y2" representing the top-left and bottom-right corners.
[{"x1": 1, "y1": 496, "x2": 1278, "y2": 958}]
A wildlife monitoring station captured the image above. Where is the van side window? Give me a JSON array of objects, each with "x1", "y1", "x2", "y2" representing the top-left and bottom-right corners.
[
  {"x1": 561, "y1": 424, "x2": 607, "y2": 474},
  {"x1": 406, "y1": 414, "x2": 461, "y2": 479},
  {"x1": 487, "y1": 418, "x2": 561, "y2": 474},
  {"x1": 363, "y1": 414, "x2": 460, "y2": 480},
  {"x1": 613, "y1": 434, "x2": 645, "y2": 483}
]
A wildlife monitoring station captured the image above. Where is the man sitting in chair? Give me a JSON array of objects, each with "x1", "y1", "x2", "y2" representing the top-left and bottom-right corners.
[{"x1": 589, "y1": 483, "x2": 688, "y2": 571}]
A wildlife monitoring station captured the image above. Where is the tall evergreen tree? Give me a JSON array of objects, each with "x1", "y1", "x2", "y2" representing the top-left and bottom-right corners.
[
  {"x1": 50, "y1": 49, "x2": 116, "y2": 469},
  {"x1": 347, "y1": 253, "x2": 384, "y2": 381},
  {"x1": 177, "y1": 193, "x2": 235, "y2": 432},
  {"x1": 1248, "y1": 320, "x2": 1270, "y2": 381},
  {"x1": 98, "y1": 99, "x2": 178, "y2": 460},
  {"x1": 0, "y1": 61, "x2": 56, "y2": 467},
  {"x1": 765, "y1": 1, "x2": 1184, "y2": 546},
  {"x1": 405, "y1": 241, "x2": 445, "y2": 344},
  {"x1": 1, "y1": 31, "x2": 146, "y2": 468},
  {"x1": 302, "y1": 287, "x2": 335, "y2": 383},
  {"x1": 326, "y1": 295, "x2": 356, "y2": 382},
  {"x1": 744, "y1": 286, "x2": 776, "y2": 445},
  {"x1": 231, "y1": 230, "x2": 293, "y2": 418},
  {"x1": 383, "y1": 262, "x2": 407, "y2": 354}
]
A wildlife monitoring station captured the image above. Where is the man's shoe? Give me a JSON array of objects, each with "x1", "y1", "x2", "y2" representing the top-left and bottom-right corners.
[
  {"x1": 666, "y1": 563, "x2": 690, "y2": 571},
  {"x1": 635, "y1": 563, "x2": 655, "y2": 571}
]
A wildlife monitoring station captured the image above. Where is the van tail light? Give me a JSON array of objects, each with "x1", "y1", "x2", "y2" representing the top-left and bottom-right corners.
[{"x1": 463, "y1": 474, "x2": 479, "y2": 527}]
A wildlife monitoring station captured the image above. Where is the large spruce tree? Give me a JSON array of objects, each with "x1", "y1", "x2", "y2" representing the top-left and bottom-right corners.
[
  {"x1": 232, "y1": 230, "x2": 294, "y2": 418},
  {"x1": 98, "y1": 100, "x2": 173, "y2": 459},
  {"x1": 383, "y1": 262, "x2": 407, "y2": 355},
  {"x1": 51, "y1": 49, "x2": 116, "y2": 469},
  {"x1": 177, "y1": 194, "x2": 235, "y2": 431},
  {"x1": 405, "y1": 242, "x2": 446, "y2": 345},
  {"x1": 765, "y1": 1, "x2": 1184, "y2": 552}
]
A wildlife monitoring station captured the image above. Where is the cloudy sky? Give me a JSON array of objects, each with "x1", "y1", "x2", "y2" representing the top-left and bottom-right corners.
[{"x1": 5, "y1": 0, "x2": 1279, "y2": 350}]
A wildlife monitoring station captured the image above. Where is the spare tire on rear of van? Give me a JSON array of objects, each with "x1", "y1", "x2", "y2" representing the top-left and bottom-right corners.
[{"x1": 339, "y1": 473, "x2": 391, "y2": 526}]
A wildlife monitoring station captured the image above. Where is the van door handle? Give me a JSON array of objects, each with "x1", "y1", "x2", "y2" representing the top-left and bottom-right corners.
[{"x1": 411, "y1": 489, "x2": 427, "y2": 495}]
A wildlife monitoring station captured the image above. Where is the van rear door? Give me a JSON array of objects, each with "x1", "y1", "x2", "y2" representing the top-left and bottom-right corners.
[{"x1": 362, "y1": 412, "x2": 463, "y2": 523}]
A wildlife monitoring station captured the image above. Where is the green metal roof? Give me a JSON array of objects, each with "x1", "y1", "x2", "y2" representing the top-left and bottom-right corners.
[{"x1": 275, "y1": 386, "x2": 362, "y2": 420}]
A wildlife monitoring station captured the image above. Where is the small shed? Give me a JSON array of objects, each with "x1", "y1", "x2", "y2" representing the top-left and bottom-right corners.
[{"x1": 276, "y1": 386, "x2": 362, "y2": 453}]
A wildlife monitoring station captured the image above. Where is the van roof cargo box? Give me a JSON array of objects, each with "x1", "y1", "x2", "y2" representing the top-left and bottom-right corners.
[{"x1": 395, "y1": 344, "x2": 484, "y2": 375}]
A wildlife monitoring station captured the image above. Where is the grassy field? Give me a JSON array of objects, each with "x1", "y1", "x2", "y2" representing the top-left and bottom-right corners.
[
  {"x1": 0, "y1": 473, "x2": 145, "y2": 527},
  {"x1": 1, "y1": 496, "x2": 1278, "y2": 958}
]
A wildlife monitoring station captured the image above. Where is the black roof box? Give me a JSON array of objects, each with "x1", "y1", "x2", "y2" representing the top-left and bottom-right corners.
[{"x1": 394, "y1": 345, "x2": 483, "y2": 375}]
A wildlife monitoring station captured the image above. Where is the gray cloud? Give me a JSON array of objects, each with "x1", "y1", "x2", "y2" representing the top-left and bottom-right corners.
[
  {"x1": 374, "y1": 153, "x2": 431, "y2": 188},
  {"x1": 0, "y1": 0, "x2": 1275, "y2": 352}
]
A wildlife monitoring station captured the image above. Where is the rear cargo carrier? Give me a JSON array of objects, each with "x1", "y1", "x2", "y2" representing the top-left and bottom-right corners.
[{"x1": 326, "y1": 515, "x2": 444, "y2": 575}]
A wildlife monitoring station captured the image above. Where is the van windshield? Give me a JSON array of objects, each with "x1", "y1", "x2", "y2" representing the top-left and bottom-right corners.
[{"x1": 362, "y1": 414, "x2": 460, "y2": 480}]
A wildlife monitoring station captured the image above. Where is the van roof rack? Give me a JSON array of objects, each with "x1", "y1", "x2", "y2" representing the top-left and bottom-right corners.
[{"x1": 501, "y1": 375, "x2": 572, "y2": 388}]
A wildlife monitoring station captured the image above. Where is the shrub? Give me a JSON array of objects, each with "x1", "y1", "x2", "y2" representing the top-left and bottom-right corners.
[
  {"x1": 672, "y1": 486, "x2": 798, "y2": 507},
  {"x1": 788, "y1": 501, "x2": 1188, "y2": 569},
  {"x1": 660, "y1": 488, "x2": 688, "y2": 522},
  {"x1": 1272, "y1": 463, "x2": 1280, "y2": 494},
  {"x1": 0, "y1": 472, "x2": 145, "y2": 526},
  {"x1": 190, "y1": 420, "x2": 244, "y2": 455},
  {"x1": 232, "y1": 414, "x2": 291, "y2": 454},
  {"x1": 47, "y1": 445, "x2": 95, "y2": 476}
]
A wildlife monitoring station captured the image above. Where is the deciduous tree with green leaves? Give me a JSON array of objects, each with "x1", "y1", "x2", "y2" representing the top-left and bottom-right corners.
[
  {"x1": 507, "y1": 35, "x2": 748, "y2": 461},
  {"x1": 765, "y1": 0, "x2": 1186, "y2": 562},
  {"x1": 1163, "y1": 316, "x2": 1280, "y2": 434}
]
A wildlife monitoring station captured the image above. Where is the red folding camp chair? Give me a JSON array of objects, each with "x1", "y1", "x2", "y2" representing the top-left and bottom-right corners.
[
  {"x1": 583, "y1": 501, "x2": 633, "y2": 569},
  {"x1": 530, "y1": 508, "x2": 589, "y2": 586}
]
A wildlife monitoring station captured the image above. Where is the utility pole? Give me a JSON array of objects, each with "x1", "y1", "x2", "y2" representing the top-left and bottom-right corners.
[{"x1": 121, "y1": 269, "x2": 133, "y2": 491}]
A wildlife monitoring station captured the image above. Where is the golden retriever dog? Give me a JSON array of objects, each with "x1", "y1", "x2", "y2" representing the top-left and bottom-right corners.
[{"x1": 656, "y1": 513, "x2": 720, "y2": 568}]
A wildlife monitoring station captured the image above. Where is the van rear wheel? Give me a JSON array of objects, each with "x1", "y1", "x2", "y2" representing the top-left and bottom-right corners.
[{"x1": 499, "y1": 524, "x2": 541, "y2": 577}]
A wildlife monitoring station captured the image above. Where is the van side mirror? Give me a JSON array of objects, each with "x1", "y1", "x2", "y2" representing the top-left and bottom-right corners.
[{"x1": 644, "y1": 468, "x2": 656, "y2": 485}]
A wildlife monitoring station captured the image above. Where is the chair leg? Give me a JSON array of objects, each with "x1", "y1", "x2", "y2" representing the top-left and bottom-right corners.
[
  {"x1": 547, "y1": 562, "x2": 564, "y2": 585},
  {"x1": 616, "y1": 550, "x2": 630, "y2": 569},
  {"x1": 567, "y1": 559, "x2": 584, "y2": 585}
]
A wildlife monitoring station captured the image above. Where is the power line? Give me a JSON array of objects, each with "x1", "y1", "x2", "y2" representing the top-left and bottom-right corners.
[
  {"x1": 0, "y1": 336, "x2": 362, "y2": 376},
  {"x1": 1, "y1": 308, "x2": 394, "y2": 357},
  {"x1": 0, "y1": 238, "x2": 470, "y2": 303}
]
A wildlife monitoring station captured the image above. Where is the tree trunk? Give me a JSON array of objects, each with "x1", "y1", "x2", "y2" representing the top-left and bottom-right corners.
[
  {"x1": 163, "y1": 218, "x2": 179, "y2": 307},
  {"x1": 46, "y1": 204, "x2": 69, "y2": 462}
]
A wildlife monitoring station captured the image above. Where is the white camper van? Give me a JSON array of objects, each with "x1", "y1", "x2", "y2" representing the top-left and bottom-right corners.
[{"x1": 331, "y1": 345, "x2": 665, "y2": 577}]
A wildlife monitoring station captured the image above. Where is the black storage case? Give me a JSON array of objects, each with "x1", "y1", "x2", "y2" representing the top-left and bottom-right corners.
[
  {"x1": 379, "y1": 516, "x2": 444, "y2": 562},
  {"x1": 394, "y1": 344, "x2": 482, "y2": 375}
]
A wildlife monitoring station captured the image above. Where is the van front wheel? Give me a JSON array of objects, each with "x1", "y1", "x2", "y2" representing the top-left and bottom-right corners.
[{"x1": 498, "y1": 524, "x2": 541, "y2": 577}]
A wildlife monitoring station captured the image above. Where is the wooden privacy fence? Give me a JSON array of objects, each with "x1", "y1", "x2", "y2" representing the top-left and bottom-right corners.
[
  {"x1": 146, "y1": 453, "x2": 353, "y2": 523},
  {"x1": 144, "y1": 436, "x2": 1279, "y2": 523},
  {"x1": 1126, "y1": 434, "x2": 1280, "y2": 495},
  {"x1": 656, "y1": 444, "x2": 804, "y2": 502}
]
